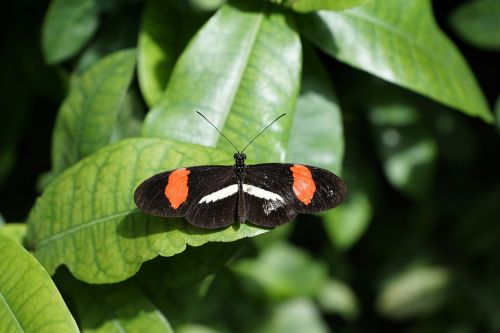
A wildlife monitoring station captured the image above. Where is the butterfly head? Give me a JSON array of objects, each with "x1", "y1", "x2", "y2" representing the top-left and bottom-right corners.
[{"x1": 234, "y1": 152, "x2": 246, "y2": 167}]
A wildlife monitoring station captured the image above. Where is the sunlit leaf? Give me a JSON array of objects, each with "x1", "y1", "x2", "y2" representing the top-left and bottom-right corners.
[
  {"x1": 52, "y1": 49, "x2": 136, "y2": 174},
  {"x1": 298, "y1": 0, "x2": 493, "y2": 123},
  {"x1": 42, "y1": 0, "x2": 99, "y2": 64},
  {"x1": 0, "y1": 235, "x2": 79, "y2": 332},
  {"x1": 0, "y1": 223, "x2": 26, "y2": 245},
  {"x1": 376, "y1": 264, "x2": 451, "y2": 320},
  {"x1": 280, "y1": 0, "x2": 369, "y2": 12},
  {"x1": 449, "y1": 0, "x2": 500, "y2": 50},
  {"x1": 143, "y1": 1, "x2": 301, "y2": 163},
  {"x1": 56, "y1": 270, "x2": 174, "y2": 333},
  {"x1": 28, "y1": 138, "x2": 266, "y2": 283}
]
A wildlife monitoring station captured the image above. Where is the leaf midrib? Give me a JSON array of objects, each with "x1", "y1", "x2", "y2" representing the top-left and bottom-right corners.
[
  {"x1": 216, "y1": 8, "x2": 265, "y2": 146},
  {"x1": 0, "y1": 291, "x2": 24, "y2": 332},
  {"x1": 35, "y1": 210, "x2": 140, "y2": 249},
  {"x1": 339, "y1": 10, "x2": 454, "y2": 73}
]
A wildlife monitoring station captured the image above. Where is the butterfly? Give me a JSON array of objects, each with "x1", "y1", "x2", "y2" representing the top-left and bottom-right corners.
[{"x1": 134, "y1": 112, "x2": 346, "y2": 229}]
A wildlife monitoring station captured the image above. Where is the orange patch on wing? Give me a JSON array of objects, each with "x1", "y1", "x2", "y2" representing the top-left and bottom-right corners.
[
  {"x1": 165, "y1": 168, "x2": 190, "y2": 209},
  {"x1": 290, "y1": 164, "x2": 316, "y2": 205}
]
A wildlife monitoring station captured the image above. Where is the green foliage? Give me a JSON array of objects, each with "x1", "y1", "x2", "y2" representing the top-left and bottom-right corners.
[
  {"x1": 449, "y1": 0, "x2": 500, "y2": 50},
  {"x1": 0, "y1": 235, "x2": 79, "y2": 332},
  {"x1": 1, "y1": 0, "x2": 499, "y2": 331}
]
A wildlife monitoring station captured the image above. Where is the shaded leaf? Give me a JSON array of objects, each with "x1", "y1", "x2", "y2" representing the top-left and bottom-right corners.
[
  {"x1": 136, "y1": 242, "x2": 239, "y2": 290},
  {"x1": 52, "y1": 49, "x2": 136, "y2": 174},
  {"x1": 449, "y1": 0, "x2": 500, "y2": 50},
  {"x1": 253, "y1": 298, "x2": 328, "y2": 333},
  {"x1": 0, "y1": 223, "x2": 26, "y2": 245},
  {"x1": 496, "y1": 95, "x2": 500, "y2": 132},
  {"x1": 280, "y1": 0, "x2": 369, "y2": 12},
  {"x1": 322, "y1": 175, "x2": 372, "y2": 250},
  {"x1": 0, "y1": 235, "x2": 79, "y2": 333},
  {"x1": 143, "y1": 1, "x2": 302, "y2": 163},
  {"x1": 286, "y1": 44, "x2": 343, "y2": 173},
  {"x1": 316, "y1": 278, "x2": 359, "y2": 320},
  {"x1": 138, "y1": 0, "x2": 209, "y2": 107},
  {"x1": 232, "y1": 242, "x2": 327, "y2": 299},
  {"x1": 110, "y1": 91, "x2": 145, "y2": 142},
  {"x1": 28, "y1": 138, "x2": 266, "y2": 283},
  {"x1": 298, "y1": 0, "x2": 493, "y2": 123},
  {"x1": 75, "y1": 9, "x2": 140, "y2": 74},
  {"x1": 0, "y1": 212, "x2": 4, "y2": 225},
  {"x1": 56, "y1": 270, "x2": 174, "y2": 333},
  {"x1": 368, "y1": 102, "x2": 437, "y2": 199},
  {"x1": 42, "y1": 0, "x2": 99, "y2": 64},
  {"x1": 376, "y1": 264, "x2": 451, "y2": 320}
]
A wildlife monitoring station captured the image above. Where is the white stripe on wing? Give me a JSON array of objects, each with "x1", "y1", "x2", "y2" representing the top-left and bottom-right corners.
[{"x1": 199, "y1": 184, "x2": 238, "y2": 204}]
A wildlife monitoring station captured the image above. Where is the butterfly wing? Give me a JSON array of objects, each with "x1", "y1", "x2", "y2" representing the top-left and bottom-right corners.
[
  {"x1": 243, "y1": 163, "x2": 346, "y2": 227},
  {"x1": 134, "y1": 165, "x2": 239, "y2": 228}
]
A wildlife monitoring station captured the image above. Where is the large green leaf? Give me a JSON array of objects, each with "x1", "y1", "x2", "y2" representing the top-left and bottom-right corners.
[
  {"x1": 28, "y1": 138, "x2": 266, "y2": 283},
  {"x1": 138, "y1": 0, "x2": 209, "y2": 107},
  {"x1": 449, "y1": 0, "x2": 500, "y2": 50},
  {"x1": 143, "y1": 1, "x2": 302, "y2": 163},
  {"x1": 42, "y1": 0, "x2": 99, "y2": 64},
  {"x1": 286, "y1": 44, "x2": 343, "y2": 173},
  {"x1": 0, "y1": 235, "x2": 79, "y2": 333},
  {"x1": 316, "y1": 278, "x2": 359, "y2": 321},
  {"x1": 280, "y1": 0, "x2": 369, "y2": 12},
  {"x1": 56, "y1": 270, "x2": 174, "y2": 333},
  {"x1": 52, "y1": 49, "x2": 136, "y2": 175},
  {"x1": 298, "y1": 0, "x2": 494, "y2": 123}
]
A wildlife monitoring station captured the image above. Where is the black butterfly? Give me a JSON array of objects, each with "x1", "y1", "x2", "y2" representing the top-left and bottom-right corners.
[{"x1": 134, "y1": 112, "x2": 346, "y2": 229}]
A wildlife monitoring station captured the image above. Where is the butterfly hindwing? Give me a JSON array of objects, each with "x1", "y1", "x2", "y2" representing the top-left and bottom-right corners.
[{"x1": 242, "y1": 163, "x2": 346, "y2": 227}]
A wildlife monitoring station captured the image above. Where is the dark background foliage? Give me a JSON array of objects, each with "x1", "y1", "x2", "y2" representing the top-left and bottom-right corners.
[{"x1": 1, "y1": 0, "x2": 499, "y2": 332}]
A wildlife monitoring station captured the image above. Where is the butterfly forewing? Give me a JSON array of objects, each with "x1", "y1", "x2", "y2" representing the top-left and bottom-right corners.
[{"x1": 134, "y1": 166, "x2": 237, "y2": 225}]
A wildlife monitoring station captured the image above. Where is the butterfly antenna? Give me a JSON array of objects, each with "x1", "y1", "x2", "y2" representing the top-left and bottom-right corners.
[
  {"x1": 196, "y1": 111, "x2": 240, "y2": 152},
  {"x1": 241, "y1": 113, "x2": 286, "y2": 153}
]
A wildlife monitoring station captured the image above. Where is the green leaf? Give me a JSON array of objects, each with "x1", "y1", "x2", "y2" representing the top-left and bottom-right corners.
[
  {"x1": 138, "y1": 0, "x2": 209, "y2": 107},
  {"x1": 0, "y1": 223, "x2": 26, "y2": 245},
  {"x1": 136, "y1": 242, "x2": 239, "y2": 290},
  {"x1": 110, "y1": 91, "x2": 145, "y2": 142},
  {"x1": 449, "y1": 0, "x2": 500, "y2": 50},
  {"x1": 253, "y1": 298, "x2": 328, "y2": 333},
  {"x1": 75, "y1": 10, "x2": 140, "y2": 74},
  {"x1": 177, "y1": 324, "x2": 222, "y2": 333},
  {"x1": 0, "y1": 235, "x2": 79, "y2": 333},
  {"x1": 368, "y1": 102, "x2": 438, "y2": 199},
  {"x1": 0, "y1": 212, "x2": 4, "y2": 225},
  {"x1": 279, "y1": 0, "x2": 369, "y2": 12},
  {"x1": 322, "y1": 175, "x2": 372, "y2": 250},
  {"x1": 298, "y1": 0, "x2": 494, "y2": 123},
  {"x1": 28, "y1": 138, "x2": 266, "y2": 283},
  {"x1": 316, "y1": 278, "x2": 359, "y2": 320},
  {"x1": 56, "y1": 270, "x2": 174, "y2": 333},
  {"x1": 143, "y1": 1, "x2": 302, "y2": 163},
  {"x1": 52, "y1": 49, "x2": 136, "y2": 175},
  {"x1": 376, "y1": 265, "x2": 451, "y2": 320},
  {"x1": 232, "y1": 242, "x2": 328, "y2": 299},
  {"x1": 286, "y1": 44, "x2": 343, "y2": 173},
  {"x1": 322, "y1": 118, "x2": 374, "y2": 250},
  {"x1": 42, "y1": 0, "x2": 99, "y2": 64}
]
